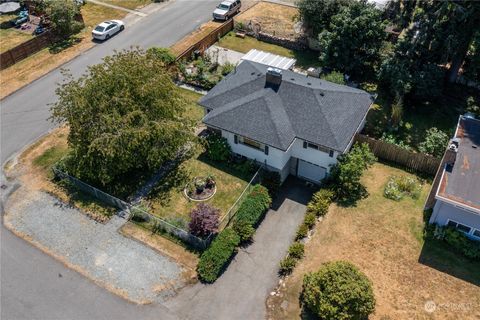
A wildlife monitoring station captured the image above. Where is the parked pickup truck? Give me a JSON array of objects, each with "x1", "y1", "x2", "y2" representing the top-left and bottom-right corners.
[{"x1": 212, "y1": 0, "x2": 241, "y2": 21}]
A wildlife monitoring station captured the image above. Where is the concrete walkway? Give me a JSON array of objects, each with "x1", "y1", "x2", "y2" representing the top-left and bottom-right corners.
[
  {"x1": 164, "y1": 178, "x2": 313, "y2": 320},
  {"x1": 88, "y1": 0, "x2": 148, "y2": 16}
]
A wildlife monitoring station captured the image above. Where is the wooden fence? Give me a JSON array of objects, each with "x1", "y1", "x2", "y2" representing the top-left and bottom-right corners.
[
  {"x1": 0, "y1": 31, "x2": 54, "y2": 70},
  {"x1": 354, "y1": 134, "x2": 441, "y2": 176},
  {"x1": 175, "y1": 19, "x2": 234, "y2": 62}
]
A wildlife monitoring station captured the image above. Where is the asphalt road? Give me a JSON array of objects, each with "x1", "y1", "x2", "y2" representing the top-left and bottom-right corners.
[{"x1": 1, "y1": 1, "x2": 216, "y2": 319}]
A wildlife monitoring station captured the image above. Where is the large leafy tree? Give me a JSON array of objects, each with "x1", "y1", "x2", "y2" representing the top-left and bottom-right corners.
[
  {"x1": 317, "y1": 1, "x2": 387, "y2": 78},
  {"x1": 380, "y1": 0, "x2": 480, "y2": 99},
  {"x1": 297, "y1": 0, "x2": 352, "y2": 35},
  {"x1": 51, "y1": 48, "x2": 195, "y2": 192},
  {"x1": 45, "y1": 0, "x2": 84, "y2": 38}
]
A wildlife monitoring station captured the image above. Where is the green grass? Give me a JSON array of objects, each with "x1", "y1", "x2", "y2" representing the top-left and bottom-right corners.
[
  {"x1": 33, "y1": 145, "x2": 69, "y2": 179},
  {"x1": 217, "y1": 32, "x2": 321, "y2": 69},
  {"x1": 0, "y1": 28, "x2": 34, "y2": 53},
  {"x1": 179, "y1": 87, "x2": 205, "y2": 124},
  {"x1": 146, "y1": 153, "x2": 252, "y2": 225}
]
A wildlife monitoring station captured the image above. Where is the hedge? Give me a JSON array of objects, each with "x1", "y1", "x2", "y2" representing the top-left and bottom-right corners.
[
  {"x1": 235, "y1": 184, "x2": 272, "y2": 227},
  {"x1": 306, "y1": 189, "x2": 334, "y2": 217},
  {"x1": 197, "y1": 228, "x2": 240, "y2": 283},
  {"x1": 441, "y1": 226, "x2": 480, "y2": 261}
]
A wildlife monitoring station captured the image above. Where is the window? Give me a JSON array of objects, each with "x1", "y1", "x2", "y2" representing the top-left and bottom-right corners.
[
  {"x1": 241, "y1": 137, "x2": 263, "y2": 150},
  {"x1": 234, "y1": 135, "x2": 238, "y2": 144},
  {"x1": 473, "y1": 229, "x2": 480, "y2": 238},
  {"x1": 447, "y1": 220, "x2": 472, "y2": 234},
  {"x1": 329, "y1": 150, "x2": 334, "y2": 157},
  {"x1": 307, "y1": 143, "x2": 319, "y2": 150},
  {"x1": 106, "y1": 24, "x2": 114, "y2": 31},
  {"x1": 305, "y1": 141, "x2": 331, "y2": 154},
  {"x1": 264, "y1": 145, "x2": 269, "y2": 155}
]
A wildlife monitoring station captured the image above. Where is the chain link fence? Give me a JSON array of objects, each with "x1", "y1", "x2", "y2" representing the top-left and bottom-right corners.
[{"x1": 52, "y1": 163, "x2": 265, "y2": 250}]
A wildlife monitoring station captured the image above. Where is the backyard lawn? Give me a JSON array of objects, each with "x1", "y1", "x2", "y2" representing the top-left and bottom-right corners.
[
  {"x1": 0, "y1": 19, "x2": 34, "y2": 53},
  {"x1": 144, "y1": 153, "x2": 252, "y2": 228},
  {"x1": 267, "y1": 163, "x2": 480, "y2": 319},
  {"x1": 217, "y1": 32, "x2": 320, "y2": 69}
]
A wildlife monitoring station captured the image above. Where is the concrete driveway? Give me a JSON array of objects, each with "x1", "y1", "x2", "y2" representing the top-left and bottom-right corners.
[{"x1": 165, "y1": 177, "x2": 313, "y2": 320}]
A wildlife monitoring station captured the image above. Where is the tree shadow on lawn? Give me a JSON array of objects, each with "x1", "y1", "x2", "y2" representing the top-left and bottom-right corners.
[
  {"x1": 146, "y1": 165, "x2": 190, "y2": 207},
  {"x1": 418, "y1": 238, "x2": 480, "y2": 287},
  {"x1": 418, "y1": 211, "x2": 480, "y2": 287}
]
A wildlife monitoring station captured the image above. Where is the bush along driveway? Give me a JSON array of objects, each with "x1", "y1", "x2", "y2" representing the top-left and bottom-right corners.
[{"x1": 164, "y1": 177, "x2": 313, "y2": 320}]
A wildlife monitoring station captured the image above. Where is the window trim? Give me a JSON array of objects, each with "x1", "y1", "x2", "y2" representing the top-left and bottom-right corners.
[{"x1": 446, "y1": 219, "x2": 472, "y2": 234}]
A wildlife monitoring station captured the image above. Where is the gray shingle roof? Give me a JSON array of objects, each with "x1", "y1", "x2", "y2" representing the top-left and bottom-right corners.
[{"x1": 200, "y1": 61, "x2": 373, "y2": 152}]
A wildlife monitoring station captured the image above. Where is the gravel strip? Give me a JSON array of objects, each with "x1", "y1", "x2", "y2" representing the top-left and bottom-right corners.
[{"x1": 5, "y1": 189, "x2": 185, "y2": 304}]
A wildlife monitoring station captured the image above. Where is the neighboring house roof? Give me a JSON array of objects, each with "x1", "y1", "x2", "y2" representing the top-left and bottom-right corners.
[
  {"x1": 200, "y1": 61, "x2": 373, "y2": 152},
  {"x1": 436, "y1": 115, "x2": 480, "y2": 212}
]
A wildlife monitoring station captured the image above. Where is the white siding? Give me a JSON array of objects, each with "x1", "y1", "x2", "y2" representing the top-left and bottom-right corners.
[
  {"x1": 430, "y1": 200, "x2": 480, "y2": 239},
  {"x1": 221, "y1": 131, "x2": 290, "y2": 170},
  {"x1": 291, "y1": 139, "x2": 338, "y2": 173}
]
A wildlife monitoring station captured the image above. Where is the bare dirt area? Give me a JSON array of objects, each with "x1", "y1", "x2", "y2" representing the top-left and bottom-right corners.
[
  {"x1": 235, "y1": 1, "x2": 300, "y2": 39},
  {"x1": 266, "y1": 163, "x2": 480, "y2": 320}
]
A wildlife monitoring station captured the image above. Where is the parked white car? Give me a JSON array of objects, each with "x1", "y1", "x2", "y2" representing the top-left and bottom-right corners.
[
  {"x1": 212, "y1": 0, "x2": 241, "y2": 21},
  {"x1": 92, "y1": 20, "x2": 124, "y2": 41}
]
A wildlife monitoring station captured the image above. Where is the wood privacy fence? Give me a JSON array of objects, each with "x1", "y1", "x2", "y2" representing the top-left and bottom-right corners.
[
  {"x1": 176, "y1": 19, "x2": 234, "y2": 62},
  {"x1": 0, "y1": 31, "x2": 54, "y2": 70},
  {"x1": 354, "y1": 134, "x2": 441, "y2": 176}
]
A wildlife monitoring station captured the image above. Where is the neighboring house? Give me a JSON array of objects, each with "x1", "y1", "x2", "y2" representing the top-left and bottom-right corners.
[
  {"x1": 199, "y1": 61, "x2": 374, "y2": 184},
  {"x1": 428, "y1": 115, "x2": 480, "y2": 241}
]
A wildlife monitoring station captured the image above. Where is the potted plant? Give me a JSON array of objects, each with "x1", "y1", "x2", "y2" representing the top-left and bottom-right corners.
[
  {"x1": 206, "y1": 174, "x2": 216, "y2": 189},
  {"x1": 195, "y1": 178, "x2": 206, "y2": 194}
]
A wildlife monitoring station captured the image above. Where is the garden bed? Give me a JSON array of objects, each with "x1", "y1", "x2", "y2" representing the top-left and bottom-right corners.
[{"x1": 143, "y1": 152, "x2": 255, "y2": 230}]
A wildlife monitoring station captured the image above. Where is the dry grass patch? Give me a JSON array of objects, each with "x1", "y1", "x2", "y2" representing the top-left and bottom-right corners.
[
  {"x1": 11, "y1": 127, "x2": 117, "y2": 222},
  {"x1": 235, "y1": 1, "x2": 299, "y2": 39},
  {"x1": 0, "y1": 3, "x2": 125, "y2": 99},
  {"x1": 267, "y1": 163, "x2": 480, "y2": 320},
  {"x1": 170, "y1": 21, "x2": 223, "y2": 56},
  {"x1": 102, "y1": 0, "x2": 152, "y2": 10},
  {"x1": 0, "y1": 28, "x2": 34, "y2": 53}
]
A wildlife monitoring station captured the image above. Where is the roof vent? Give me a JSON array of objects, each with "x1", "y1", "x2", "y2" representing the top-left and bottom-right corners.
[
  {"x1": 319, "y1": 92, "x2": 325, "y2": 97},
  {"x1": 265, "y1": 67, "x2": 282, "y2": 87}
]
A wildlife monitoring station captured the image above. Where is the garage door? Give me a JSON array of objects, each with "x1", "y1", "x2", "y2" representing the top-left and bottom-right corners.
[{"x1": 298, "y1": 160, "x2": 326, "y2": 183}]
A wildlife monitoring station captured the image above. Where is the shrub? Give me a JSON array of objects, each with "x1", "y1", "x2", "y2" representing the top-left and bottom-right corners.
[
  {"x1": 384, "y1": 175, "x2": 421, "y2": 201},
  {"x1": 146, "y1": 47, "x2": 176, "y2": 65},
  {"x1": 303, "y1": 212, "x2": 317, "y2": 229},
  {"x1": 279, "y1": 256, "x2": 297, "y2": 275},
  {"x1": 321, "y1": 71, "x2": 345, "y2": 85},
  {"x1": 188, "y1": 203, "x2": 220, "y2": 238},
  {"x1": 302, "y1": 261, "x2": 375, "y2": 320},
  {"x1": 296, "y1": 223, "x2": 309, "y2": 240},
  {"x1": 221, "y1": 62, "x2": 235, "y2": 76},
  {"x1": 306, "y1": 189, "x2": 333, "y2": 217},
  {"x1": 418, "y1": 127, "x2": 449, "y2": 158},
  {"x1": 288, "y1": 242, "x2": 305, "y2": 259},
  {"x1": 232, "y1": 219, "x2": 255, "y2": 242},
  {"x1": 329, "y1": 143, "x2": 376, "y2": 205},
  {"x1": 235, "y1": 185, "x2": 272, "y2": 226},
  {"x1": 197, "y1": 228, "x2": 240, "y2": 283},
  {"x1": 45, "y1": 0, "x2": 84, "y2": 38},
  {"x1": 205, "y1": 133, "x2": 231, "y2": 161},
  {"x1": 442, "y1": 226, "x2": 480, "y2": 261},
  {"x1": 261, "y1": 170, "x2": 281, "y2": 197}
]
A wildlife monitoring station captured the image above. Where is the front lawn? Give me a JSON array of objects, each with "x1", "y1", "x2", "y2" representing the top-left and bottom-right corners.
[
  {"x1": 217, "y1": 32, "x2": 320, "y2": 69},
  {"x1": 267, "y1": 163, "x2": 480, "y2": 319},
  {"x1": 144, "y1": 153, "x2": 252, "y2": 229}
]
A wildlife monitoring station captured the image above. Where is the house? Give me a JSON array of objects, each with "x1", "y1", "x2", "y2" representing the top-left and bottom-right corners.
[
  {"x1": 428, "y1": 114, "x2": 480, "y2": 240},
  {"x1": 198, "y1": 61, "x2": 374, "y2": 184}
]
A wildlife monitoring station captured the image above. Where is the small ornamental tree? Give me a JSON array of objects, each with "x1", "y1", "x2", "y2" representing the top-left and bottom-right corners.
[
  {"x1": 329, "y1": 143, "x2": 376, "y2": 205},
  {"x1": 205, "y1": 132, "x2": 231, "y2": 162},
  {"x1": 302, "y1": 261, "x2": 375, "y2": 320},
  {"x1": 188, "y1": 203, "x2": 220, "y2": 238}
]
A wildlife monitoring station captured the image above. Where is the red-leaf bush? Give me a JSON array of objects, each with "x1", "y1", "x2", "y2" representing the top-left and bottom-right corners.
[{"x1": 188, "y1": 203, "x2": 220, "y2": 238}]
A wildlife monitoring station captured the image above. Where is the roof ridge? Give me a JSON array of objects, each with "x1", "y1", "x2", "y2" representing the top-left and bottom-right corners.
[
  {"x1": 311, "y1": 90, "x2": 340, "y2": 148},
  {"x1": 263, "y1": 94, "x2": 295, "y2": 147}
]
